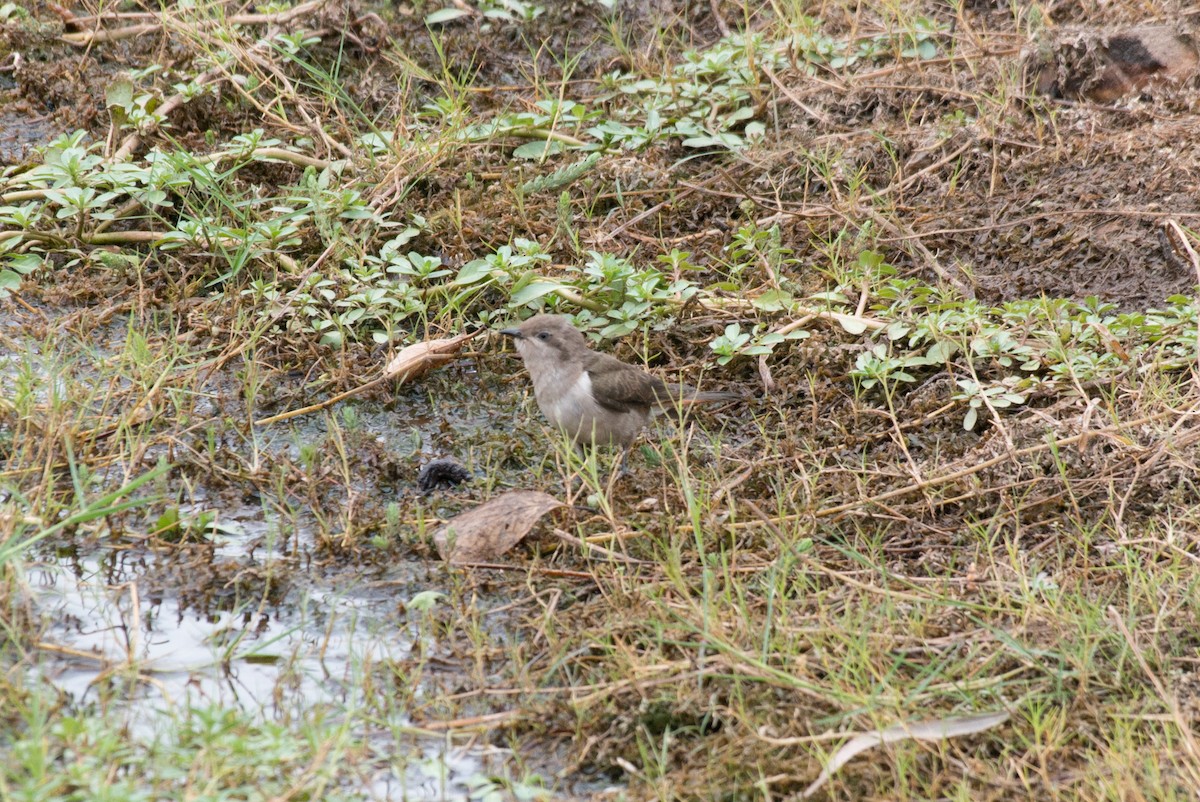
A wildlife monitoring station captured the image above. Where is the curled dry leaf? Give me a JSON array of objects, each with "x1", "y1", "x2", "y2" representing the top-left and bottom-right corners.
[
  {"x1": 433, "y1": 491, "x2": 564, "y2": 564},
  {"x1": 802, "y1": 711, "x2": 1009, "y2": 798},
  {"x1": 385, "y1": 328, "x2": 479, "y2": 385}
]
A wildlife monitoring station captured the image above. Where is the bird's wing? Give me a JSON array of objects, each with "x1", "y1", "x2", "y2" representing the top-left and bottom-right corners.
[{"x1": 583, "y1": 353, "x2": 672, "y2": 412}]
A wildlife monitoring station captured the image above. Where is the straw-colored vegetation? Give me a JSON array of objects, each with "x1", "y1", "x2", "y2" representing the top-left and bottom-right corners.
[{"x1": 2, "y1": 1, "x2": 1199, "y2": 799}]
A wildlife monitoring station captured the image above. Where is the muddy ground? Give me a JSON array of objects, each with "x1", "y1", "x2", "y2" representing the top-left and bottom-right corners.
[{"x1": 3, "y1": 0, "x2": 1200, "y2": 799}]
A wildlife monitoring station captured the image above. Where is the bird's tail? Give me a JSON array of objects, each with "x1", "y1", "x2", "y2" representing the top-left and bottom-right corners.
[
  {"x1": 652, "y1": 385, "x2": 741, "y2": 412},
  {"x1": 685, "y1": 390, "x2": 741, "y2": 404}
]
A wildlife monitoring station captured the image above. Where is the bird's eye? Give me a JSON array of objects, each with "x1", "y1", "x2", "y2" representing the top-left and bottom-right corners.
[{"x1": 536, "y1": 331, "x2": 551, "y2": 341}]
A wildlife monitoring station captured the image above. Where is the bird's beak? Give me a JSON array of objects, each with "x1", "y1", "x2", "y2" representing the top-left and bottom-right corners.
[{"x1": 499, "y1": 327, "x2": 523, "y2": 339}]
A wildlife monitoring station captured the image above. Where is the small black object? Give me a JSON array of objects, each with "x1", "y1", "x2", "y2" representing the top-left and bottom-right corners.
[{"x1": 417, "y1": 458, "x2": 471, "y2": 492}]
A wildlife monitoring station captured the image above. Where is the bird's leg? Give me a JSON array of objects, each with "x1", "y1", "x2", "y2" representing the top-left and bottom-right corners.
[
  {"x1": 601, "y1": 447, "x2": 629, "y2": 498},
  {"x1": 616, "y1": 446, "x2": 632, "y2": 478},
  {"x1": 561, "y1": 442, "x2": 586, "y2": 502}
]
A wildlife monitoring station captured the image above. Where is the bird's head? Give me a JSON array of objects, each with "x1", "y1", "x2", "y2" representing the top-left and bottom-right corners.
[{"x1": 500, "y1": 314, "x2": 590, "y2": 365}]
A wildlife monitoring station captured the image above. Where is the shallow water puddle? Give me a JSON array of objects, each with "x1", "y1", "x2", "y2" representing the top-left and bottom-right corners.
[
  {"x1": 24, "y1": 524, "x2": 507, "y2": 798},
  {"x1": 31, "y1": 556, "x2": 385, "y2": 707}
]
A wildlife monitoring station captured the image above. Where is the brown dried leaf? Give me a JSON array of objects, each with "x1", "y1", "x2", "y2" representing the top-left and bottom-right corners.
[
  {"x1": 384, "y1": 328, "x2": 479, "y2": 385},
  {"x1": 433, "y1": 491, "x2": 564, "y2": 564}
]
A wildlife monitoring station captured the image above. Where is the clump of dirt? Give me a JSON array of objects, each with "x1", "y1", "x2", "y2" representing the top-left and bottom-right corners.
[{"x1": 1030, "y1": 25, "x2": 1198, "y2": 102}]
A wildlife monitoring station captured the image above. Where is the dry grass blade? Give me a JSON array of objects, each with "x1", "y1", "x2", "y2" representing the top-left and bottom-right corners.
[
  {"x1": 60, "y1": 0, "x2": 331, "y2": 46},
  {"x1": 723, "y1": 408, "x2": 1179, "y2": 530},
  {"x1": 801, "y1": 711, "x2": 1010, "y2": 798},
  {"x1": 433, "y1": 491, "x2": 564, "y2": 564}
]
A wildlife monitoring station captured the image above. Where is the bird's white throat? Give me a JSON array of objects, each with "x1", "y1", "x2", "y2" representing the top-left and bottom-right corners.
[{"x1": 514, "y1": 342, "x2": 579, "y2": 401}]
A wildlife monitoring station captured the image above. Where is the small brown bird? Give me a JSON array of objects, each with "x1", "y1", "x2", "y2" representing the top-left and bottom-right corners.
[{"x1": 500, "y1": 314, "x2": 737, "y2": 452}]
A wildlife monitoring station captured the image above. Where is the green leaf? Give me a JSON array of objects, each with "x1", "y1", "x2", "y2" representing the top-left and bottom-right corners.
[
  {"x1": 510, "y1": 280, "x2": 561, "y2": 305},
  {"x1": 751, "y1": 289, "x2": 794, "y2": 312},
  {"x1": 681, "y1": 133, "x2": 743, "y2": 149},
  {"x1": 105, "y1": 78, "x2": 134, "y2": 110},
  {"x1": 424, "y1": 8, "x2": 472, "y2": 24},
  {"x1": 455, "y1": 259, "x2": 494, "y2": 286},
  {"x1": 926, "y1": 340, "x2": 956, "y2": 362},
  {"x1": 963, "y1": 406, "x2": 978, "y2": 431},
  {"x1": 724, "y1": 106, "x2": 755, "y2": 124},
  {"x1": 0, "y1": 269, "x2": 22, "y2": 294},
  {"x1": 7, "y1": 253, "x2": 41, "y2": 274},
  {"x1": 837, "y1": 316, "x2": 868, "y2": 335},
  {"x1": 154, "y1": 507, "x2": 181, "y2": 538},
  {"x1": 92, "y1": 251, "x2": 140, "y2": 271},
  {"x1": 513, "y1": 140, "x2": 565, "y2": 160},
  {"x1": 408, "y1": 590, "x2": 446, "y2": 611}
]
